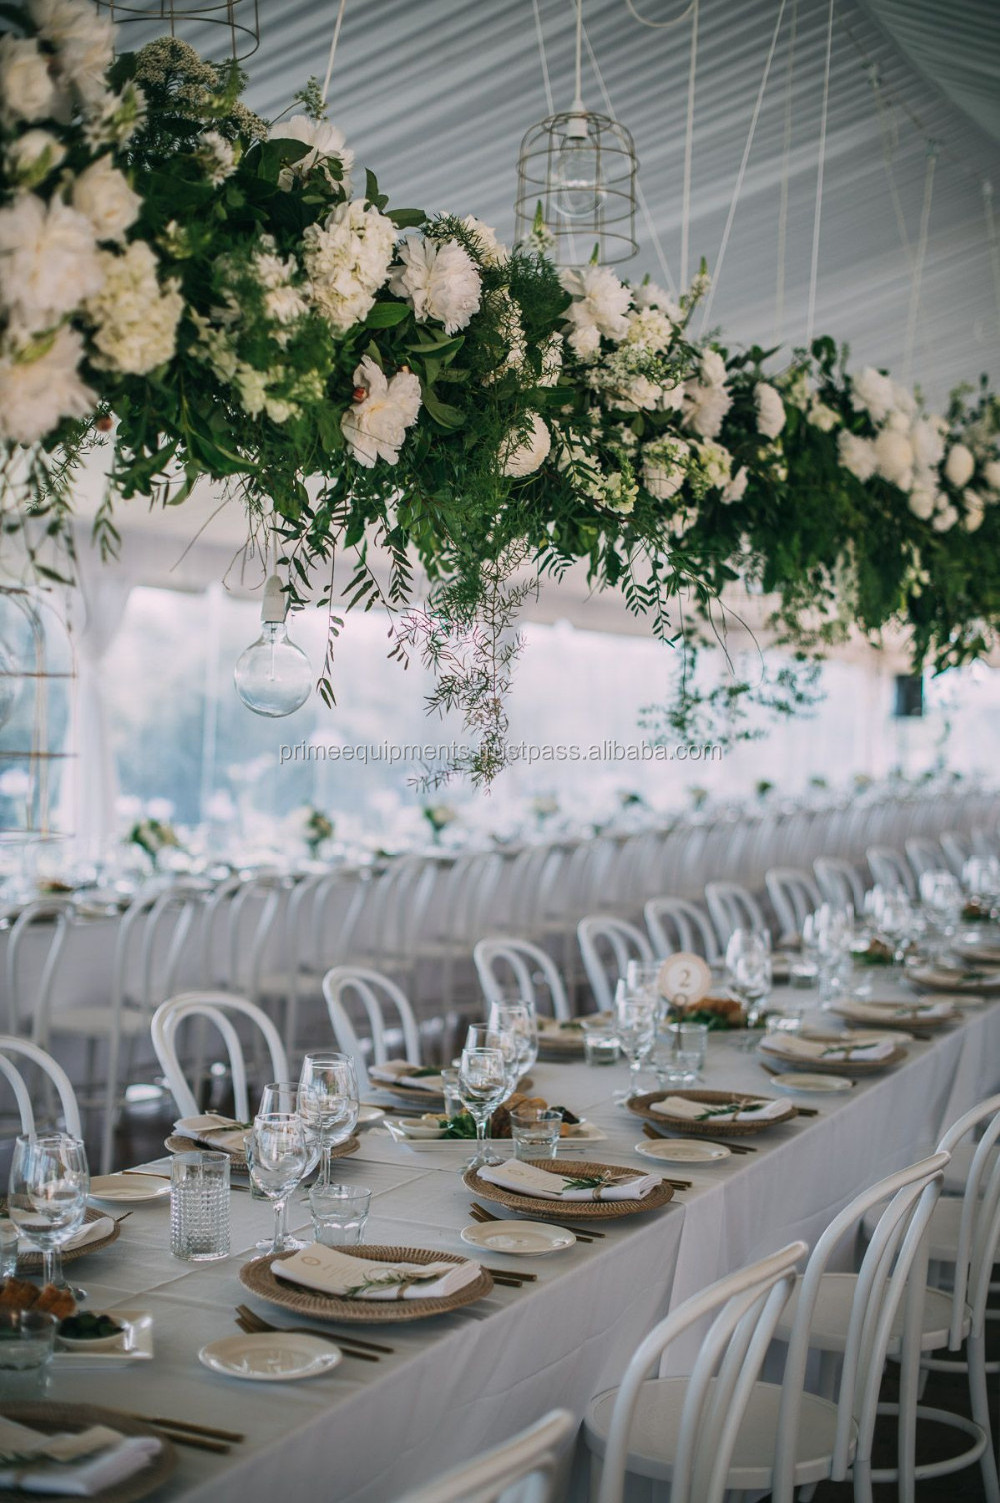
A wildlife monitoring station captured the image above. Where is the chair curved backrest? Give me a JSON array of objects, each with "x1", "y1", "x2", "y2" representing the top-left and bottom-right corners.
[
  {"x1": 764, "y1": 868, "x2": 823, "y2": 944},
  {"x1": 704, "y1": 882, "x2": 767, "y2": 948},
  {"x1": 577, "y1": 915, "x2": 653, "y2": 1014},
  {"x1": 935, "y1": 1094, "x2": 1000, "y2": 1349},
  {"x1": 5, "y1": 899, "x2": 75, "y2": 1039},
  {"x1": 151, "y1": 991, "x2": 288, "y2": 1120},
  {"x1": 596, "y1": 1242, "x2": 807, "y2": 1503},
  {"x1": 396, "y1": 1409, "x2": 576, "y2": 1503},
  {"x1": 938, "y1": 831, "x2": 972, "y2": 878},
  {"x1": 0, "y1": 1034, "x2": 82, "y2": 1137},
  {"x1": 112, "y1": 881, "x2": 208, "y2": 1019},
  {"x1": 321, "y1": 967, "x2": 421, "y2": 1094},
  {"x1": 813, "y1": 857, "x2": 866, "y2": 913},
  {"x1": 905, "y1": 838, "x2": 946, "y2": 882},
  {"x1": 643, "y1": 898, "x2": 719, "y2": 963},
  {"x1": 866, "y1": 846, "x2": 916, "y2": 898},
  {"x1": 473, "y1": 938, "x2": 571, "y2": 1021}
]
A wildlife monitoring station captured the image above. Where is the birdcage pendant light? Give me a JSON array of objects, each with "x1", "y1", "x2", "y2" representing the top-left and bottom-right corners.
[
  {"x1": 515, "y1": 0, "x2": 637, "y2": 264},
  {"x1": 93, "y1": 0, "x2": 260, "y2": 62}
]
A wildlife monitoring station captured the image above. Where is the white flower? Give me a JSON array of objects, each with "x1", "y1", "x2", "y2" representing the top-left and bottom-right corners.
[
  {"x1": 658, "y1": 381, "x2": 685, "y2": 413},
  {"x1": 0, "y1": 193, "x2": 104, "y2": 333},
  {"x1": 694, "y1": 438, "x2": 732, "y2": 490},
  {"x1": 303, "y1": 199, "x2": 396, "y2": 334},
  {"x1": 198, "y1": 130, "x2": 238, "y2": 186},
  {"x1": 0, "y1": 35, "x2": 56, "y2": 123},
  {"x1": 754, "y1": 382, "x2": 785, "y2": 439},
  {"x1": 5, "y1": 129, "x2": 65, "y2": 188},
  {"x1": 624, "y1": 307, "x2": 674, "y2": 353},
  {"x1": 502, "y1": 413, "x2": 550, "y2": 477},
  {"x1": 944, "y1": 443, "x2": 975, "y2": 488},
  {"x1": 265, "y1": 283, "x2": 309, "y2": 327},
  {"x1": 837, "y1": 430, "x2": 877, "y2": 482},
  {"x1": 932, "y1": 502, "x2": 959, "y2": 533},
  {"x1": 683, "y1": 377, "x2": 731, "y2": 439},
  {"x1": 722, "y1": 465, "x2": 749, "y2": 503},
  {"x1": 72, "y1": 155, "x2": 141, "y2": 244},
  {"x1": 807, "y1": 399, "x2": 839, "y2": 433},
  {"x1": 873, "y1": 428, "x2": 914, "y2": 491},
  {"x1": 910, "y1": 415, "x2": 946, "y2": 470},
  {"x1": 85, "y1": 241, "x2": 183, "y2": 374},
  {"x1": 631, "y1": 280, "x2": 682, "y2": 322},
  {"x1": 963, "y1": 488, "x2": 986, "y2": 533},
  {"x1": 460, "y1": 215, "x2": 508, "y2": 266},
  {"x1": 0, "y1": 324, "x2": 95, "y2": 443},
  {"x1": 601, "y1": 471, "x2": 638, "y2": 514},
  {"x1": 642, "y1": 435, "x2": 690, "y2": 499},
  {"x1": 389, "y1": 235, "x2": 481, "y2": 335},
  {"x1": 30, "y1": 0, "x2": 114, "y2": 110},
  {"x1": 890, "y1": 380, "x2": 917, "y2": 419},
  {"x1": 982, "y1": 459, "x2": 1000, "y2": 493},
  {"x1": 699, "y1": 349, "x2": 727, "y2": 387},
  {"x1": 269, "y1": 115, "x2": 353, "y2": 191},
  {"x1": 850, "y1": 366, "x2": 895, "y2": 425},
  {"x1": 341, "y1": 354, "x2": 421, "y2": 467},
  {"x1": 560, "y1": 265, "x2": 631, "y2": 358},
  {"x1": 908, "y1": 484, "x2": 938, "y2": 521},
  {"x1": 538, "y1": 333, "x2": 563, "y2": 387}
]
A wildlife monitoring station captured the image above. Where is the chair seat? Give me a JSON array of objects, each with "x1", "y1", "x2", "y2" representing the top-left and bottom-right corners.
[
  {"x1": 585, "y1": 1377, "x2": 854, "y2": 1490},
  {"x1": 50, "y1": 1006, "x2": 150, "y2": 1039},
  {"x1": 776, "y1": 1274, "x2": 960, "y2": 1354}
]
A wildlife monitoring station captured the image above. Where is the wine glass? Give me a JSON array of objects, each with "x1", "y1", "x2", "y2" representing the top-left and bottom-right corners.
[
  {"x1": 8, "y1": 1134, "x2": 89, "y2": 1289},
  {"x1": 247, "y1": 1113, "x2": 309, "y2": 1256},
  {"x1": 725, "y1": 928, "x2": 772, "y2": 1039},
  {"x1": 920, "y1": 870, "x2": 962, "y2": 955},
  {"x1": 297, "y1": 1053, "x2": 360, "y2": 1187},
  {"x1": 614, "y1": 981, "x2": 656, "y2": 1100},
  {"x1": 256, "y1": 1081, "x2": 320, "y2": 1250},
  {"x1": 458, "y1": 1046, "x2": 508, "y2": 1169},
  {"x1": 466, "y1": 1024, "x2": 519, "y2": 1096},
  {"x1": 487, "y1": 1001, "x2": 536, "y2": 1083}
]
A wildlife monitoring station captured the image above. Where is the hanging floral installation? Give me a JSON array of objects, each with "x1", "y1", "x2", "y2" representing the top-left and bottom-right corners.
[{"x1": 1, "y1": 0, "x2": 999, "y2": 782}]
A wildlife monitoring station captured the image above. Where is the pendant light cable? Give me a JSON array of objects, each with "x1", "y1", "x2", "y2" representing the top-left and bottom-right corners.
[
  {"x1": 773, "y1": 0, "x2": 797, "y2": 343},
  {"x1": 983, "y1": 180, "x2": 1000, "y2": 336},
  {"x1": 679, "y1": 0, "x2": 698, "y2": 291},
  {"x1": 624, "y1": 0, "x2": 697, "y2": 26},
  {"x1": 531, "y1": 0, "x2": 556, "y2": 116},
  {"x1": 573, "y1": 0, "x2": 584, "y2": 110},
  {"x1": 321, "y1": 0, "x2": 348, "y2": 107},
  {"x1": 805, "y1": 0, "x2": 834, "y2": 345},
  {"x1": 902, "y1": 144, "x2": 937, "y2": 383}
]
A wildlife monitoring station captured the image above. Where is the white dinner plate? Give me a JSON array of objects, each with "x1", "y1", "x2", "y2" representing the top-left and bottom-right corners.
[
  {"x1": 89, "y1": 1173, "x2": 171, "y2": 1204},
  {"x1": 52, "y1": 1312, "x2": 154, "y2": 1366},
  {"x1": 198, "y1": 1332, "x2": 342, "y2": 1382},
  {"x1": 460, "y1": 1220, "x2": 576, "y2": 1256},
  {"x1": 770, "y1": 1073, "x2": 853, "y2": 1095},
  {"x1": 634, "y1": 1138, "x2": 731, "y2": 1165}
]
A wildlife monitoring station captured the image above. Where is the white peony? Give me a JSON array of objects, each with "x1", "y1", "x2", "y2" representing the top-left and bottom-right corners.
[
  {"x1": 0, "y1": 324, "x2": 95, "y2": 443},
  {"x1": 754, "y1": 382, "x2": 785, "y2": 439},
  {"x1": 560, "y1": 265, "x2": 631, "y2": 358},
  {"x1": 982, "y1": 459, "x2": 1000, "y2": 493},
  {"x1": 502, "y1": 412, "x2": 550, "y2": 477},
  {"x1": 807, "y1": 399, "x2": 839, "y2": 433},
  {"x1": 85, "y1": 241, "x2": 183, "y2": 373},
  {"x1": 0, "y1": 35, "x2": 56, "y2": 123},
  {"x1": 910, "y1": 415, "x2": 946, "y2": 471},
  {"x1": 932, "y1": 502, "x2": 959, "y2": 533},
  {"x1": 460, "y1": 215, "x2": 508, "y2": 266},
  {"x1": 722, "y1": 465, "x2": 749, "y2": 503},
  {"x1": 873, "y1": 428, "x2": 914, "y2": 491},
  {"x1": 850, "y1": 366, "x2": 895, "y2": 425},
  {"x1": 72, "y1": 155, "x2": 141, "y2": 244},
  {"x1": 269, "y1": 115, "x2": 353, "y2": 190},
  {"x1": 303, "y1": 199, "x2": 396, "y2": 334},
  {"x1": 341, "y1": 354, "x2": 421, "y2": 467},
  {"x1": 6, "y1": 129, "x2": 65, "y2": 188},
  {"x1": 389, "y1": 235, "x2": 481, "y2": 335},
  {"x1": 837, "y1": 430, "x2": 877, "y2": 482},
  {"x1": 631, "y1": 280, "x2": 682, "y2": 322},
  {"x1": 30, "y1": 0, "x2": 114, "y2": 110},
  {"x1": 0, "y1": 193, "x2": 104, "y2": 333},
  {"x1": 624, "y1": 307, "x2": 674, "y2": 353},
  {"x1": 962, "y1": 488, "x2": 986, "y2": 533},
  {"x1": 944, "y1": 443, "x2": 975, "y2": 488},
  {"x1": 642, "y1": 435, "x2": 690, "y2": 500},
  {"x1": 907, "y1": 484, "x2": 938, "y2": 521}
]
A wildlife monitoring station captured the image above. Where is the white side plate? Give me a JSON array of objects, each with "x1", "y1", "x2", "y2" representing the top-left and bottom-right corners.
[
  {"x1": 198, "y1": 1332, "x2": 342, "y2": 1382},
  {"x1": 89, "y1": 1173, "x2": 171, "y2": 1204},
  {"x1": 770, "y1": 1073, "x2": 853, "y2": 1095},
  {"x1": 634, "y1": 1139, "x2": 731, "y2": 1165},
  {"x1": 460, "y1": 1220, "x2": 576, "y2": 1256}
]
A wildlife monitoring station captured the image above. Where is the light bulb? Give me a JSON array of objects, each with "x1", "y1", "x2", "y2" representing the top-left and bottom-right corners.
[
  {"x1": 554, "y1": 119, "x2": 605, "y2": 220},
  {"x1": 233, "y1": 575, "x2": 312, "y2": 718},
  {"x1": 0, "y1": 636, "x2": 19, "y2": 731}
]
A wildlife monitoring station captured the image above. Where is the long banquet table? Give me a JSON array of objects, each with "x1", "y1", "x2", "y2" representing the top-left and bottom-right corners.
[{"x1": 23, "y1": 982, "x2": 1000, "y2": 1503}]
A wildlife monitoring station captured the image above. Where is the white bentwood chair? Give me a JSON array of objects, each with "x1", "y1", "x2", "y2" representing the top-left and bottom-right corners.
[
  {"x1": 814, "y1": 856, "x2": 867, "y2": 913},
  {"x1": 577, "y1": 915, "x2": 653, "y2": 1014},
  {"x1": 151, "y1": 992, "x2": 288, "y2": 1121},
  {"x1": 0, "y1": 1035, "x2": 82, "y2": 1137},
  {"x1": 643, "y1": 897, "x2": 719, "y2": 963},
  {"x1": 704, "y1": 881, "x2": 767, "y2": 948},
  {"x1": 867, "y1": 846, "x2": 917, "y2": 898},
  {"x1": 473, "y1": 937, "x2": 571, "y2": 1021},
  {"x1": 764, "y1": 867, "x2": 823, "y2": 944},
  {"x1": 394, "y1": 1409, "x2": 576, "y2": 1503},
  {"x1": 321, "y1": 966, "x2": 421, "y2": 1094}
]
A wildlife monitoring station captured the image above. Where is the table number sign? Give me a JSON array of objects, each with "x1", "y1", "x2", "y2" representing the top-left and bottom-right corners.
[{"x1": 657, "y1": 953, "x2": 712, "y2": 1007}]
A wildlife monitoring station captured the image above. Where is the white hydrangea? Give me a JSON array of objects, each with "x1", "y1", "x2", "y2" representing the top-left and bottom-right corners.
[
  {"x1": 807, "y1": 399, "x2": 839, "y2": 433},
  {"x1": 460, "y1": 215, "x2": 508, "y2": 266},
  {"x1": 642, "y1": 434, "x2": 690, "y2": 500},
  {"x1": 754, "y1": 382, "x2": 785, "y2": 440},
  {"x1": 389, "y1": 235, "x2": 481, "y2": 335},
  {"x1": 873, "y1": 428, "x2": 914, "y2": 491},
  {"x1": 30, "y1": 0, "x2": 114, "y2": 110},
  {"x1": 501, "y1": 412, "x2": 550, "y2": 477},
  {"x1": 341, "y1": 353, "x2": 421, "y2": 467},
  {"x1": 269, "y1": 116, "x2": 353, "y2": 192},
  {"x1": 837, "y1": 430, "x2": 877, "y2": 482},
  {"x1": 0, "y1": 193, "x2": 104, "y2": 334},
  {"x1": 85, "y1": 242, "x2": 183, "y2": 374},
  {"x1": 0, "y1": 324, "x2": 94, "y2": 443},
  {"x1": 962, "y1": 488, "x2": 986, "y2": 533},
  {"x1": 624, "y1": 307, "x2": 674, "y2": 353},
  {"x1": 850, "y1": 366, "x2": 895, "y2": 425},
  {"x1": 5, "y1": 129, "x2": 65, "y2": 189},
  {"x1": 72, "y1": 155, "x2": 141, "y2": 244},
  {"x1": 560, "y1": 265, "x2": 631, "y2": 360},
  {"x1": 0, "y1": 35, "x2": 56, "y2": 124},
  {"x1": 303, "y1": 199, "x2": 396, "y2": 334},
  {"x1": 722, "y1": 465, "x2": 749, "y2": 503},
  {"x1": 944, "y1": 443, "x2": 975, "y2": 488}
]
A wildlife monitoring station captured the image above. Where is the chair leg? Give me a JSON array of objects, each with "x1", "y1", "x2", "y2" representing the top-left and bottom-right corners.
[
  {"x1": 852, "y1": 1456, "x2": 874, "y2": 1503},
  {"x1": 896, "y1": 1340, "x2": 921, "y2": 1503},
  {"x1": 968, "y1": 1333, "x2": 1000, "y2": 1503}
]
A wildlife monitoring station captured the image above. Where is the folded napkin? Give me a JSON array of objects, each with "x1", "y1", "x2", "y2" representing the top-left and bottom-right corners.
[
  {"x1": 840, "y1": 999, "x2": 954, "y2": 1023},
  {"x1": 759, "y1": 1034, "x2": 896, "y2": 1063},
  {"x1": 273, "y1": 1243, "x2": 480, "y2": 1301},
  {"x1": 173, "y1": 1114, "x2": 248, "y2": 1153},
  {"x1": 368, "y1": 1062, "x2": 444, "y2": 1094},
  {"x1": 17, "y1": 1216, "x2": 114, "y2": 1257},
  {"x1": 0, "y1": 1420, "x2": 160, "y2": 1497},
  {"x1": 477, "y1": 1159, "x2": 659, "y2": 1202},
  {"x1": 651, "y1": 1095, "x2": 789, "y2": 1124}
]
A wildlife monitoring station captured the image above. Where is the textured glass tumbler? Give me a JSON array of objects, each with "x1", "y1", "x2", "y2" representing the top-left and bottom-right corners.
[{"x1": 170, "y1": 1151, "x2": 230, "y2": 1261}]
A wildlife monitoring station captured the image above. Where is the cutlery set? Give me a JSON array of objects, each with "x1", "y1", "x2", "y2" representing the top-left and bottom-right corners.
[{"x1": 126, "y1": 1413, "x2": 245, "y2": 1454}]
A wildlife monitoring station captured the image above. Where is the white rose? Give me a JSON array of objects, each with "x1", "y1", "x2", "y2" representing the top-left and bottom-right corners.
[
  {"x1": 807, "y1": 399, "x2": 839, "y2": 433},
  {"x1": 908, "y1": 484, "x2": 937, "y2": 521},
  {"x1": 722, "y1": 465, "x2": 748, "y2": 503},
  {"x1": 983, "y1": 459, "x2": 1000, "y2": 493},
  {"x1": 944, "y1": 443, "x2": 975, "y2": 488},
  {"x1": 0, "y1": 193, "x2": 104, "y2": 333},
  {"x1": 754, "y1": 382, "x2": 786, "y2": 439},
  {"x1": 873, "y1": 428, "x2": 914, "y2": 491},
  {"x1": 502, "y1": 413, "x2": 550, "y2": 477},
  {"x1": 850, "y1": 366, "x2": 895, "y2": 424},
  {"x1": 837, "y1": 430, "x2": 877, "y2": 482},
  {"x1": 341, "y1": 354, "x2": 422, "y2": 467},
  {"x1": 5, "y1": 129, "x2": 65, "y2": 188},
  {"x1": 389, "y1": 235, "x2": 481, "y2": 335},
  {"x1": 460, "y1": 215, "x2": 508, "y2": 266},
  {"x1": 269, "y1": 115, "x2": 354, "y2": 190},
  {"x1": 963, "y1": 488, "x2": 986, "y2": 533},
  {"x1": 0, "y1": 35, "x2": 55, "y2": 123},
  {"x1": 72, "y1": 155, "x2": 141, "y2": 244},
  {"x1": 0, "y1": 324, "x2": 95, "y2": 443}
]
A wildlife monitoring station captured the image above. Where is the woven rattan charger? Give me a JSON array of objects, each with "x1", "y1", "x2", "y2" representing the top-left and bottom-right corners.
[
  {"x1": 239, "y1": 1245, "x2": 493, "y2": 1323},
  {"x1": 463, "y1": 1158, "x2": 673, "y2": 1220},
  {"x1": 627, "y1": 1089, "x2": 797, "y2": 1137}
]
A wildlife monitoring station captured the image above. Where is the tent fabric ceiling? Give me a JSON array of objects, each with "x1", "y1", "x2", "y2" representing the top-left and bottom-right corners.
[{"x1": 122, "y1": 0, "x2": 1000, "y2": 406}]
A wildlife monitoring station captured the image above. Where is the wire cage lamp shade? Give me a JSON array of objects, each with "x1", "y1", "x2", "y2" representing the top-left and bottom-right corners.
[
  {"x1": 515, "y1": 109, "x2": 638, "y2": 266},
  {"x1": 93, "y1": 0, "x2": 260, "y2": 61}
]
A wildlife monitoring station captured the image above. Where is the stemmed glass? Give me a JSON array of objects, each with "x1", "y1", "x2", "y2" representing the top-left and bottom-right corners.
[
  {"x1": 297, "y1": 1053, "x2": 359, "y2": 1187},
  {"x1": 8, "y1": 1134, "x2": 89, "y2": 1290},
  {"x1": 487, "y1": 1001, "x2": 537, "y2": 1082},
  {"x1": 247, "y1": 1113, "x2": 309, "y2": 1256},
  {"x1": 614, "y1": 981, "x2": 656, "y2": 1100},
  {"x1": 919, "y1": 871, "x2": 962, "y2": 955},
  {"x1": 725, "y1": 928, "x2": 772, "y2": 1041},
  {"x1": 457, "y1": 1046, "x2": 508, "y2": 1169},
  {"x1": 466, "y1": 1024, "x2": 519, "y2": 1097},
  {"x1": 255, "y1": 1081, "x2": 320, "y2": 1250},
  {"x1": 803, "y1": 904, "x2": 852, "y2": 1005}
]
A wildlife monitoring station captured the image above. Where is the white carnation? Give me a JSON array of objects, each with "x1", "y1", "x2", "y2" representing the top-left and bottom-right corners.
[
  {"x1": 699, "y1": 349, "x2": 727, "y2": 387},
  {"x1": 873, "y1": 428, "x2": 914, "y2": 491},
  {"x1": 982, "y1": 459, "x2": 1000, "y2": 493},
  {"x1": 30, "y1": 0, "x2": 114, "y2": 110},
  {"x1": 642, "y1": 435, "x2": 690, "y2": 499},
  {"x1": 0, "y1": 324, "x2": 94, "y2": 443},
  {"x1": 269, "y1": 115, "x2": 353, "y2": 191},
  {"x1": 908, "y1": 484, "x2": 938, "y2": 521},
  {"x1": 0, "y1": 35, "x2": 56, "y2": 123},
  {"x1": 303, "y1": 199, "x2": 396, "y2": 334},
  {"x1": 850, "y1": 366, "x2": 895, "y2": 425},
  {"x1": 754, "y1": 382, "x2": 786, "y2": 439},
  {"x1": 85, "y1": 241, "x2": 183, "y2": 373},
  {"x1": 0, "y1": 193, "x2": 104, "y2": 334},
  {"x1": 631, "y1": 280, "x2": 682, "y2": 322},
  {"x1": 807, "y1": 399, "x2": 839, "y2": 433},
  {"x1": 962, "y1": 488, "x2": 986, "y2": 533},
  {"x1": 389, "y1": 235, "x2": 481, "y2": 335},
  {"x1": 5, "y1": 129, "x2": 65, "y2": 188},
  {"x1": 890, "y1": 380, "x2": 917, "y2": 418},
  {"x1": 560, "y1": 264, "x2": 630, "y2": 357},
  {"x1": 72, "y1": 155, "x2": 141, "y2": 244},
  {"x1": 460, "y1": 215, "x2": 508, "y2": 266},
  {"x1": 910, "y1": 415, "x2": 946, "y2": 470},
  {"x1": 944, "y1": 443, "x2": 975, "y2": 488},
  {"x1": 932, "y1": 502, "x2": 959, "y2": 533},
  {"x1": 502, "y1": 412, "x2": 550, "y2": 477},
  {"x1": 837, "y1": 430, "x2": 877, "y2": 482},
  {"x1": 683, "y1": 378, "x2": 731, "y2": 439},
  {"x1": 658, "y1": 381, "x2": 685, "y2": 413},
  {"x1": 341, "y1": 353, "x2": 421, "y2": 467},
  {"x1": 722, "y1": 465, "x2": 749, "y2": 503}
]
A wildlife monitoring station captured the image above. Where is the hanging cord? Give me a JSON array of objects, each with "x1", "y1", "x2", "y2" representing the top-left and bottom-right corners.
[
  {"x1": 624, "y1": 0, "x2": 697, "y2": 25},
  {"x1": 572, "y1": 0, "x2": 584, "y2": 109},
  {"x1": 983, "y1": 181, "x2": 1000, "y2": 338},
  {"x1": 869, "y1": 64, "x2": 913, "y2": 268},
  {"x1": 580, "y1": 16, "x2": 678, "y2": 295},
  {"x1": 772, "y1": 0, "x2": 797, "y2": 344},
  {"x1": 320, "y1": 0, "x2": 348, "y2": 108},
  {"x1": 679, "y1": 0, "x2": 698, "y2": 291},
  {"x1": 805, "y1": 0, "x2": 834, "y2": 346},
  {"x1": 531, "y1": 0, "x2": 556, "y2": 116},
  {"x1": 902, "y1": 144, "x2": 937, "y2": 383},
  {"x1": 699, "y1": 0, "x2": 788, "y2": 331}
]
